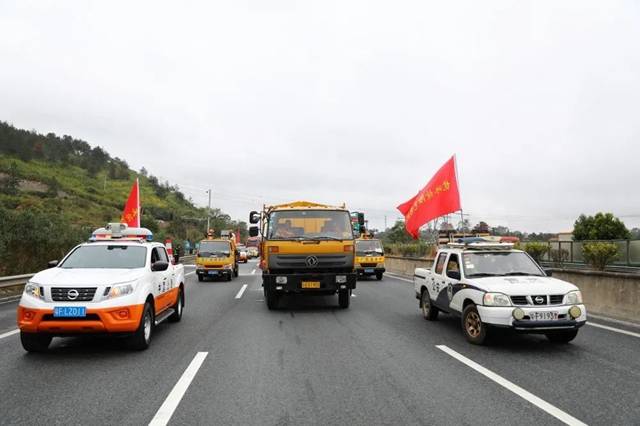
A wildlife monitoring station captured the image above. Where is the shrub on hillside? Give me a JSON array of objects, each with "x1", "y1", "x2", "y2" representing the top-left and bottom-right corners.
[
  {"x1": 525, "y1": 242, "x2": 549, "y2": 264},
  {"x1": 582, "y1": 242, "x2": 619, "y2": 271}
]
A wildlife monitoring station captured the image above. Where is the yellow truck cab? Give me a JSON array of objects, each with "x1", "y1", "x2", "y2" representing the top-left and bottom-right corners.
[
  {"x1": 195, "y1": 237, "x2": 239, "y2": 282},
  {"x1": 249, "y1": 201, "x2": 360, "y2": 309},
  {"x1": 355, "y1": 237, "x2": 386, "y2": 280}
]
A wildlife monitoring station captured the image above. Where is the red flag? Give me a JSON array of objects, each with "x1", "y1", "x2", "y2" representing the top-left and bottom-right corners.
[
  {"x1": 397, "y1": 155, "x2": 461, "y2": 239},
  {"x1": 121, "y1": 178, "x2": 141, "y2": 227}
]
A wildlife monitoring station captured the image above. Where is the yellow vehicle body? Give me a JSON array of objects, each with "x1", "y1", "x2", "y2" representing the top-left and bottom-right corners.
[
  {"x1": 195, "y1": 238, "x2": 238, "y2": 282},
  {"x1": 251, "y1": 201, "x2": 357, "y2": 309},
  {"x1": 355, "y1": 238, "x2": 386, "y2": 280}
]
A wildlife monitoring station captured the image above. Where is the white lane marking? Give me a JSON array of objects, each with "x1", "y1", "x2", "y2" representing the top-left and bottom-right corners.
[
  {"x1": 351, "y1": 293, "x2": 357, "y2": 298},
  {"x1": 235, "y1": 284, "x2": 248, "y2": 299},
  {"x1": 436, "y1": 345, "x2": 586, "y2": 426},
  {"x1": 185, "y1": 271, "x2": 195, "y2": 277},
  {"x1": 149, "y1": 352, "x2": 208, "y2": 426},
  {"x1": 587, "y1": 322, "x2": 640, "y2": 339},
  {"x1": 183, "y1": 264, "x2": 197, "y2": 268},
  {"x1": 0, "y1": 329, "x2": 20, "y2": 340},
  {"x1": 385, "y1": 272, "x2": 413, "y2": 283},
  {"x1": 251, "y1": 269, "x2": 257, "y2": 275}
]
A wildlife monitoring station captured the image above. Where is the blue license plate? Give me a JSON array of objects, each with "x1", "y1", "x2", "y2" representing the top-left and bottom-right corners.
[
  {"x1": 53, "y1": 306, "x2": 86, "y2": 318},
  {"x1": 208, "y1": 270, "x2": 218, "y2": 275},
  {"x1": 365, "y1": 268, "x2": 375, "y2": 273}
]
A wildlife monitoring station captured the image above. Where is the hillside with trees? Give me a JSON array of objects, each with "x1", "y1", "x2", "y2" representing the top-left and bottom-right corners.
[{"x1": 0, "y1": 121, "x2": 246, "y2": 275}]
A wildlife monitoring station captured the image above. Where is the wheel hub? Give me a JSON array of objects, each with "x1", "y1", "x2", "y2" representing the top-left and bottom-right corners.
[{"x1": 465, "y1": 312, "x2": 481, "y2": 337}]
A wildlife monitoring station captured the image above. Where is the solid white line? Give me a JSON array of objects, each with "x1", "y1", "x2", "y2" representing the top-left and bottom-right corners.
[
  {"x1": 0, "y1": 329, "x2": 20, "y2": 340},
  {"x1": 251, "y1": 269, "x2": 257, "y2": 275},
  {"x1": 385, "y1": 272, "x2": 413, "y2": 283},
  {"x1": 436, "y1": 345, "x2": 586, "y2": 426},
  {"x1": 149, "y1": 352, "x2": 208, "y2": 426},
  {"x1": 185, "y1": 271, "x2": 195, "y2": 277},
  {"x1": 587, "y1": 322, "x2": 640, "y2": 338},
  {"x1": 235, "y1": 284, "x2": 248, "y2": 299}
]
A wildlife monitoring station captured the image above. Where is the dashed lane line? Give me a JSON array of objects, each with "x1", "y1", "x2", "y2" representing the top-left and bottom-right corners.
[
  {"x1": 436, "y1": 345, "x2": 586, "y2": 426},
  {"x1": 0, "y1": 329, "x2": 20, "y2": 340},
  {"x1": 235, "y1": 284, "x2": 248, "y2": 299},
  {"x1": 148, "y1": 352, "x2": 209, "y2": 426},
  {"x1": 251, "y1": 268, "x2": 257, "y2": 275}
]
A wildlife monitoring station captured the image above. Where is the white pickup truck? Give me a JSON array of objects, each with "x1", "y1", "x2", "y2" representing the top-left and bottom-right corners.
[
  {"x1": 414, "y1": 242, "x2": 586, "y2": 345},
  {"x1": 17, "y1": 223, "x2": 185, "y2": 352}
]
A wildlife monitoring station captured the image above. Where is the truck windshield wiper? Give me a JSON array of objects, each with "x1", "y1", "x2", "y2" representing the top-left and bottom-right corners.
[{"x1": 312, "y1": 236, "x2": 343, "y2": 241}]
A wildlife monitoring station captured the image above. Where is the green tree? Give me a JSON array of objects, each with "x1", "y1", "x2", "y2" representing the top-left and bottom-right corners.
[
  {"x1": 1, "y1": 161, "x2": 20, "y2": 195},
  {"x1": 383, "y1": 220, "x2": 414, "y2": 244},
  {"x1": 525, "y1": 242, "x2": 549, "y2": 264},
  {"x1": 573, "y1": 213, "x2": 630, "y2": 241}
]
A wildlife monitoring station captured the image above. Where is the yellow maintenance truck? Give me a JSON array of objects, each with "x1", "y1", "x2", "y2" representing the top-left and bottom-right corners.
[
  {"x1": 355, "y1": 237, "x2": 386, "y2": 280},
  {"x1": 195, "y1": 235, "x2": 239, "y2": 282},
  {"x1": 249, "y1": 201, "x2": 361, "y2": 309}
]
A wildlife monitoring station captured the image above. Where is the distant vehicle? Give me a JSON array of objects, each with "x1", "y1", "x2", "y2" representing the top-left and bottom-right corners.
[
  {"x1": 414, "y1": 242, "x2": 586, "y2": 345},
  {"x1": 247, "y1": 246, "x2": 259, "y2": 258},
  {"x1": 355, "y1": 238, "x2": 386, "y2": 280},
  {"x1": 237, "y1": 244, "x2": 248, "y2": 263},
  {"x1": 249, "y1": 201, "x2": 359, "y2": 309},
  {"x1": 196, "y1": 237, "x2": 239, "y2": 281},
  {"x1": 17, "y1": 223, "x2": 185, "y2": 352}
]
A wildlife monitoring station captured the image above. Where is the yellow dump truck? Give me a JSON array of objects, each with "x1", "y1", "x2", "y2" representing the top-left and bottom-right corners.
[
  {"x1": 249, "y1": 201, "x2": 360, "y2": 309},
  {"x1": 195, "y1": 237, "x2": 239, "y2": 282},
  {"x1": 355, "y1": 237, "x2": 386, "y2": 280}
]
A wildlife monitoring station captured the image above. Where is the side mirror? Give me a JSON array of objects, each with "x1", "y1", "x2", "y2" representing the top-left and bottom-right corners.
[
  {"x1": 447, "y1": 270, "x2": 461, "y2": 280},
  {"x1": 544, "y1": 268, "x2": 553, "y2": 277},
  {"x1": 357, "y1": 212, "x2": 365, "y2": 226},
  {"x1": 151, "y1": 261, "x2": 169, "y2": 272},
  {"x1": 47, "y1": 260, "x2": 59, "y2": 268},
  {"x1": 249, "y1": 211, "x2": 260, "y2": 224},
  {"x1": 249, "y1": 226, "x2": 259, "y2": 237}
]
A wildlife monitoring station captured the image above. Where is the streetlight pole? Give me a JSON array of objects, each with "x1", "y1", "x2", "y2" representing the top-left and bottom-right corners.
[{"x1": 206, "y1": 189, "x2": 212, "y2": 233}]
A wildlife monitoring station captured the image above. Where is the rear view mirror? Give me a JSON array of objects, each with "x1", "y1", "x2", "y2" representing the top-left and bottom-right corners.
[
  {"x1": 357, "y1": 212, "x2": 365, "y2": 226},
  {"x1": 249, "y1": 211, "x2": 260, "y2": 224},
  {"x1": 47, "y1": 260, "x2": 59, "y2": 268},
  {"x1": 544, "y1": 268, "x2": 553, "y2": 277},
  {"x1": 447, "y1": 270, "x2": 461, "y2": 280},
  {"x1": 151, "y1": 261, "x2": 169, "y2": 272},
  {"x1": 249, "y1": 226, "x2": 259, "y2": 237}
]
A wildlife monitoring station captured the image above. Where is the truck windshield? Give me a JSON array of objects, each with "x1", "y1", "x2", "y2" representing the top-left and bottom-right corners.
[
  {"x1": 356, "y1": 240, "x2": 383, "y2": 255},
  {"x1": 463, "y1": 252, "x2": 544, "y2": 278},
  {"x1": 60, "y1": 245, "x2": 147, "y2": 269},
  {"x1": 199, "y1": 241, "x2": 230, "y2": 257},
  {"x1": 267, "y1": 210, "x2": 354, "y2": 240}
]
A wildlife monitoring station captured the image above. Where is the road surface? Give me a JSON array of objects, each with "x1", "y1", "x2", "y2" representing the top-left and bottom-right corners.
[{"x1": 0, "y1": 260, "x2": 638, "y2": 425}]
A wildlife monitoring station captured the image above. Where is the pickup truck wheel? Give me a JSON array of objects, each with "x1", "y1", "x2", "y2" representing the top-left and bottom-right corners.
[
  {"x1": 338, "y1": 289, "x2": 351, "y2": 308},
  {"x1": 128, "y1": 302, "x2": 153, "y2": 350},
  {"x1": 20, "y1": 332, "x2": 52, "y2": 353},
  {"x1": 265, "y1": 288, "x2": 279, "y2": 310},
  {"x1": 169, "y1": 289, "x2": 184, "y2": 322},
  {"x1": 462, "y1": 304, "x2": 488, "y2": 345},
  {"x1": 376, "y1": 272, "x2": 383, "y2": 281},
  {"x1": 546, "y1": 330, "x2": 578, "y2": 344},
  {"x1": 420, "y1": 289, "x2": 439, "y2": 321}
]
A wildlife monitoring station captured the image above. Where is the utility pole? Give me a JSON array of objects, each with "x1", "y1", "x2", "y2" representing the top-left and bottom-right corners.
[
  {"x1": 206, "y1": 189, "x2": 212, "y2": 233},
  {"x1": 384, "y1": 215, "x2": 387, "y2": 230}
]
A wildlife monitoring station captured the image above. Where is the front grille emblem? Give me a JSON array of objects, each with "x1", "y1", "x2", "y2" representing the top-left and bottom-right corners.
[
  {"x1": 305, "y1": 256, "x2": 319, "y2": 267},
  {"x1": 534, "y1": 296, "x2": 544, "y2": 305},
  {"x1": 67, "y1": 289, "x2": 79, "y2": 300}
]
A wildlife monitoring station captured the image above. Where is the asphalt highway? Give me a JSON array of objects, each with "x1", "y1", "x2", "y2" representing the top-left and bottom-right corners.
[{"x1": 0, "y1": 260, "x2": 639, "y2": 425}]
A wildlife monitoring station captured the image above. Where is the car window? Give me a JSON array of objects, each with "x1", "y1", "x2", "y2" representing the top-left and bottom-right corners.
[
  {"x1": 446, "y1": 254, "x2": 460, "y2": 278},
  {"x1": 158, "y1": 247, "x2": 169, "y2": 263},
  {"x1": 434, "y1": 252, "x2": 447, "y2": 275}
]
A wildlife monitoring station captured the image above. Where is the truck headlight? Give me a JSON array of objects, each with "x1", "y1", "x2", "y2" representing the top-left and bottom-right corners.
[
  {"x1": 336, "y1": 275, "x2": 347, "y2": 284},
  {"x1": 24, "y1": 282, "x2": 44, "y2": 300},
  {"x1": 223, "y1": 264, "x2": 233, "y2": 270},
  {"x1": 483, "y1": 292, "x2": 511, "y2": 306},
  {"x1": 565, "y1": 290, "x2": 583, "y2": 305},
  {"x1": 108, "y1": 283, "x2": 134, "y2": 299},
  {"x1": 276, "y1": 276, "x2": 287, "y2": 284}
]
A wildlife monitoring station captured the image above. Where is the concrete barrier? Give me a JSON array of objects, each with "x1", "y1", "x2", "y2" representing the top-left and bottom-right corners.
[{"x1": 384, "y1": 256, "x2": 640, "y2": 324}]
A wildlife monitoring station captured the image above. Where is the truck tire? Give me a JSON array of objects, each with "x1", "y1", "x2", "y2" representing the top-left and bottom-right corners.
[
  {"x1": 462, "y1": 304, "x2": 489, "y2": 345},
  {"x1": 265, "y1": 287, "x2": 279, "y2": 310},
  {"x1": 169, "y1": 288, "x2": 184, "y2": 323},
  {"x1": 197, "y1": 275, "x2": 204, "y2": 282},
  {"x1": 546, "y1": 330, "x2": 578, "y2": 344},
  {"x1": 233, "y1": 266, "x2": 239, "y2": 277},
  {"x1": 376, "y1": 272, "x2": 383, "y2": 281},
  {"x1": 338, "y1": 289, "x2": 351, "y2": 309},
  {"x1": 128, "y1": 302, "x2": 153, "y2": 350},
  {"x1": 420, "y1": 289, "x2": 439, "y2": 321},
  {"x1": 20, "y1": 332, "x2": 52, "y2": 353}
]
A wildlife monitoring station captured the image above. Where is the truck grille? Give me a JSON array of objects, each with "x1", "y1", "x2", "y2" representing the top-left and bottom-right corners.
[
  {"x1": 511, "y1": 295, "x2": 565, "y2": 306},
  {"x1": 269, "y1": 254, "x2": 353, "y2": 273},
  {"x1": 549, "y1": 295, "x2": 564, "y2": 304},
  {"x1": 51, "y1": 287, "x2": 97, "y2": 302},
  {"x1": 531, "y1": 295, "x2": 548, "y2": 305},
  {"x1": 510, "y1": 296, "x2": 528, "y2": 305}
]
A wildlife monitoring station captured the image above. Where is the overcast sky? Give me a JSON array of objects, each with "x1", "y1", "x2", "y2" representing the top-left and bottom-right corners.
[{"x1": 1, "y1": 0, "x2": 639, "y2": 233}]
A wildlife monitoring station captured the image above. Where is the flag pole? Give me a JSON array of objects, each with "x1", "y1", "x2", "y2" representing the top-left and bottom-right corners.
[{"x1": 136, "y1": 177, "x2": 141, "y2": 227}]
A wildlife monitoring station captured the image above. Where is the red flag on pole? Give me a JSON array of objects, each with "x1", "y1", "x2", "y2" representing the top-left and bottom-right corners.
[
  {"x1": 397, "y1": 155, "x2": 461, "y2": 239},
  {"x1": 121, "y1": 178, "x2": 141, "y2": 227}
]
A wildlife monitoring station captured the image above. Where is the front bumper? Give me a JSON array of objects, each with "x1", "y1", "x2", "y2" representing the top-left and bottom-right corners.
[
  {"x1": 17, "y1": 304, "x2": 144, "y2": 335},
  {"x1": 263, "y1": 272, "x2": 356, "y2": 293},
  {"x1": 356, "y1": 267, "x2": 385, "y2": 276},
  {"x1": 477, "y1": 304, "x2": 587, "y2": 332},
  {"x1": 197, "y1": 268, "x2": 232, "y2": 278}
]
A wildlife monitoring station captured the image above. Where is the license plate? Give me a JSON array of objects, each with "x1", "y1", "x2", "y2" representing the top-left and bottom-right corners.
[
  {"x1": 301, "y1": 281, "x2": 320, "y2": 289},
  {"x1": 208, "y1": 270, "x2": 218, "y2": 275},
  {"x1": 529, "y1": 311, "x2": 558, "y2": 321},
  {"x1": 53, "y1": 306, "x2": 86, "y2": 318},
  {"x1": 364, "y1": 268, "x2": 374, "y2": 273}
]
